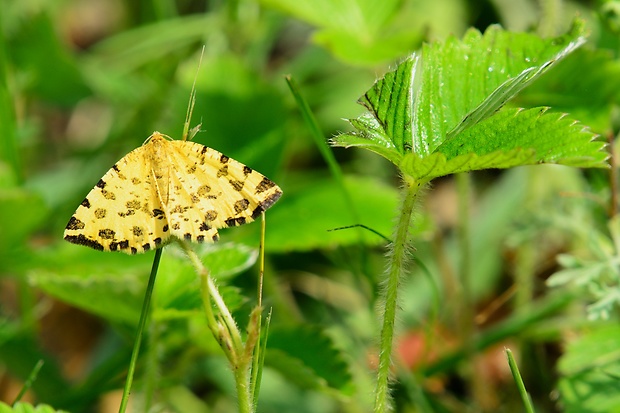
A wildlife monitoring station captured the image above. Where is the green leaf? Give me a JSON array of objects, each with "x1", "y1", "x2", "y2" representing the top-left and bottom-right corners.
[
  {"x1": 266, "y1": 325, "x2": 353, "y2": 395},
  {"x1": 260, "y1": 0, "x2": 467, "y2": 65},
  {"x1": 557, "y1": 324, "x2": 620, "y2": 412},
  {"x1": 86, "y1": 14, "x2": 216, "y2": 73},
  {"x1": 154, "y1": 243, "x2": 255, "y2": 317},
  {"x1": 335, "y1": 23, "x2": 608, "y2": 179},
  {"x1": 0, "y1": 187, "x2": 48, "y2": 268},
  {"x1": 332, "y1": 113, "x2": 403, "y2": 165},
  {"x1": 412, "y1": 24, "x2": 585, "y2": 155},
  {"x1": 0, "y1": 15, "x2": 19, "y2": 178},
  {"x1": 399, "y1": 107, "x2": 606, "y2": 180},
  {"x1": 160, "y1": 385, "x2": 212, "y2": 413},
  {"x1": 8, "y1": 13, "x2": 90, "y2": 106},
  {"x1": 265, "y1": 176, "x2": 402, "y2": 252},
  {"x1": 29, "y1": 243, "x2": 256, "y2": 324},
  {"x1": 547, "y1": 216, "x2": 620, "y2": 320},
  {"x1": 259, "y1": 0, "x2": 419, "y2": 65},
  {"x1": 0, "y1": 402, "x2": 70, "y2": 413},
  {"x1": 29, "y1": 251, "x2": 148, "y2": 324},
  {"x1": 356, "y1": 57, "x2": 415, "y2": 159},
  {"x1": 517, "y1": 47, "x2": 620, "y2": 134}
]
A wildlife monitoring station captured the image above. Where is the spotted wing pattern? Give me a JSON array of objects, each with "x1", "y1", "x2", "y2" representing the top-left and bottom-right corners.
[{"x1": 64, "y1": 132, "x2": 282, "y2": 254}]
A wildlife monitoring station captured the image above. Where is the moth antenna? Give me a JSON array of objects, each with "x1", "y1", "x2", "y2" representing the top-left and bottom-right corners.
[{"x1": 183, "y1": 45, "x2": 205, "y2": 141}]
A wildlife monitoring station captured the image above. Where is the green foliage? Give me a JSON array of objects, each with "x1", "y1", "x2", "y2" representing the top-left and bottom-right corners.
[
  {"x1": 259, "y1": 0, "x2": 467, "y2": 65},
  {"x1": 557, "y1": 324, "x2": 620, "y2": 412},
  {"x1": 8, "y1": 13, "x2": 90, "y2": 106},
  {"x1": 333, "y1": 21, "x2": 608, "y2": 411},
  {"x1": 334, "y1": 23, "x2": 608, "y2": 181},
  {"x1": 28, "y1": 243, "x2": 257, "y2": 323},
  {"x1": 0, "y1": 402, "x2": 69, "y2": 413},
  {"x1": 2, "y1": 0, "x2": 620, "y2": 412},
  {"x1": 266, "y1": 176, "x2": 402, "y2": 252},
  {"x1": 267, "y1": 325, "x2": 353, "y2": 394},
  {"x1": 517, "y1": 47, "x2": 620, "y2": 133},
  {"x1": 548, "y1": 215, "x2": 620, "y2": 320}
]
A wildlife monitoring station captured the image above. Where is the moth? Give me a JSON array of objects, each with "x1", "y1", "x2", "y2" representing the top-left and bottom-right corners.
[{"x1": 64, "y1": 131, "x2": 282, "y2": 254}]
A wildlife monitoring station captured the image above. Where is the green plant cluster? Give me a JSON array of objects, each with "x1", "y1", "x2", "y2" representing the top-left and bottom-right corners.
[{"x1": 2, "y1": 0, "x2": 620, "y2": 412}]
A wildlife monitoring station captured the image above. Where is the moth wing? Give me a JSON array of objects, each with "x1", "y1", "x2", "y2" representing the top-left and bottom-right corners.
[
  {"x1": 164, "y1": 140, "x2": 282, "y2": 242},
  {"x1": 64, "y1": 145, "x2": 171, "y2": 254}
]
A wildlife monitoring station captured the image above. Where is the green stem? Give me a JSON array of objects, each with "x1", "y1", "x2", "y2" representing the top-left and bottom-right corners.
[
  {"x1": 180, "y1": 240, "x2": 253, "y2": 413},
  {"x1": 374, "y1": 176, "x2": 420, "y2": 413},
  {"x1": 455, "y1": 173, "x2": 479, "y2": 403},
  {"x1": 119, "y1": 247, "x2": 163, "y2": 413},
  {"x1": 506, "y1": 348, "x2": 536, "y2": 413},
  {"x1": 285, "y1": 75, "x2": 364, "y2": 240},
  {"x1": 250, "y1": 214, "x2": 266, "y2": 408},
  {"x1": 12, "y1": 360, "x2": 43, "y2": 405},
  {"x1": 234, "y1": 360, "x2": 253, "y2": 413}
]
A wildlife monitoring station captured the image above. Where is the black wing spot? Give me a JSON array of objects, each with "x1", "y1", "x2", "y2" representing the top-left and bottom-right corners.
[
  {"x1": 65, "y1": 234, "x2": 104, "y2": 251},
  {"x1": 217, "y1": 165, "x2": 229, "y2": 177},
  {"x1": 255, "y1": 177, "x2": 276, "y2": 194},
  {"x1": 225, "y1": 217, "x2": 246, "y2": 227},
  {"x1": 101, "y1": 190, "x2": 116, "y2": 200},
  {"x1": 234, "y1": 199, "x2": 250, "y2": 213},
  {"x1": 99, "y1": 229, "x2": 116, "y2": 239},
  {"x1": 251, "y1": 190, "x2": 282, "y2": 219},
  {"x1": 66, "y1": 216, "x2": 85, "y2": 230},
  {"x1": 229, "y1": 180, "x2": 244, "y2": 191},
  {"x1": 109, "y1": 240, "x2": 129, "y2": 251}
]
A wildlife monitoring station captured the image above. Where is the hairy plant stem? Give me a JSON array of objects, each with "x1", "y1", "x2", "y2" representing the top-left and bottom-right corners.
[
  {"x1": 180, "y1": 241, "x2": 254, "y2": 413},
  {"x1": 374, "y1": 175, "x2": 421, "y2": 413}
]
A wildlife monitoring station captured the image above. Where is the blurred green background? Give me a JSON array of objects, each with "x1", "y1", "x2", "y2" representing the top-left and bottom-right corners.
[{"x1": 2, "y1": 0, "x2": 620, "y2": 412}]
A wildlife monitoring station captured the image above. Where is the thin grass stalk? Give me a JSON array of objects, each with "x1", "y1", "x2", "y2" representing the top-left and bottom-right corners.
[
  {"x1": 119, "y1": 247, "x2": 163, "y2": 413},
  {"x1": 506, "y1": 348, "x2": 536, "y2": 413},
  {"x1": 251, "y1": 213, "x2": 267, "y2": 408},
  {"x1": 12, "y1": 360, "x2": 44, "y2": 405}
]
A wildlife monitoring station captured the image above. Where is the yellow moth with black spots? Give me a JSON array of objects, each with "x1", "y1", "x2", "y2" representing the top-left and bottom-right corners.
[{"x1": 64, "y1": 131, "x2": 282, "y2": 254}]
